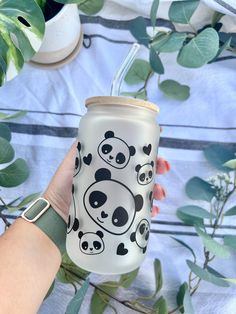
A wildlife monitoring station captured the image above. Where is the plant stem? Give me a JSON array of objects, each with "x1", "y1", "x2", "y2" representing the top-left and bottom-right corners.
[
  {"x1": 137, "y1": 70, "x2": 153, "y2": 93},
  {"x1": 0, "y1": 197, "x2": 11, "y2": 228}
]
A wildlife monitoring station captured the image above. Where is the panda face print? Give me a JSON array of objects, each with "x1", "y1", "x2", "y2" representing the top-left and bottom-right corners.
[
  {"x1": 98, "y1": 131, "x2": 136, "y2": 169},
  {"x1": 130, "y1": 219, "x2": 150, "y2": 253},
  {"x1": 83, "y1": 168, "x2": 143, "y2": 235},
  {"x1": 74, "y1": 142, "x2": 82, "y2": 177},
  {"x1": 78, "y1": 230, "x2": 104, "y2": 255},
  {"x1": 135, "y1": 161, "x2": 154, "y2": 185}
]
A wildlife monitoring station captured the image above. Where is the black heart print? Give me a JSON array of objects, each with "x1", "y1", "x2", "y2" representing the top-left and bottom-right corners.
[
  {"x1": 116, "y1": 243, "x2": 128, "y2": 255},
  {"x1": 143, "y1": 144, "x2": 152, "y2": 156},
  {"x1": 83, "y1": 153, "x2": 92, "y2": 165}
]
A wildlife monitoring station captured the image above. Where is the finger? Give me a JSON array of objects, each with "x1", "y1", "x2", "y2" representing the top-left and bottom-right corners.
[
  {"x1": 156, "y1": 158, "x2": 170, "y2": 175},
  {"x1": 153, "y1": 183, "x2": 166, "y2": 200},
  {"x1": 151, "y1": 205, "x2": 160, "y2": 217}
]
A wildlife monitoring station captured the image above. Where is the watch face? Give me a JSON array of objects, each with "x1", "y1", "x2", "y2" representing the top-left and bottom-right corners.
[{"x1": 21, "y1": 198, "x2": 50, "y2": 222}]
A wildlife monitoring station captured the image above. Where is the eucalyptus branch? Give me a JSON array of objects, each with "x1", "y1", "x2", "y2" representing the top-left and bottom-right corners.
[{"x1": 0, "y1": 197, "x2": 11, "y2": 228}]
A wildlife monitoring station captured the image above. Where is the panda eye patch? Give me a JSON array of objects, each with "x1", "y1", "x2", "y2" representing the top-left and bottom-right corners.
[
  {"x1": 102, "y1": 144, "x2": 112, "y2": 154},
  {"x1": 82, "y1": 241, "x2": 88, "y2": 250},
  {"x1": 148, "y1": 171, "x2": 153, "y2": 178},
  {"x1": 139, "y1": 173, "x2": 145, "y2": 182},
  {"x1": 139, "y1": 223, "x2": 145, "y2": 235},
  {"x1": 145, "y1": 231, "x2": 150, "y2": 241},
  {"x1": 116, "y1": 153, "x2": 125, "y2": 164},
  {"x1": 93, "y1": 241, "x2": 101, "y2": 250},
  {"x1": 89, "y1": 191, "x2": 107, "y2": 208},
  {"x1": 112, "y1": 206, "x2": 128, "y2": 227}
]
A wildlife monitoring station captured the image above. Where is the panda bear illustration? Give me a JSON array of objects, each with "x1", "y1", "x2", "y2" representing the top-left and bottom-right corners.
[
  {"x1": 97, "y1": 130, "x2": 136, "y2": 169},
  {"x1": 67, "y1": 184, "x2": 80, "y2": 234},
  {"x1": 74, "y1": 142, "x2": 82, "y2": 177},
  {"x1": 135, "y1": 161, "x2": 154, "y2": 185},
  {"x1": 83, "y1": 168, "x2": 144, "y2": 235},
  {"x1": 78, "y1": 230, "x2": 105, "y2": 255},
  {"x1": 130, "y1": 219, "x2": 150, "y2": 254}
]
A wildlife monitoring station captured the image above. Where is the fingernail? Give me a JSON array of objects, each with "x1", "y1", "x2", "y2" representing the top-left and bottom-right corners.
[{"x1": 153, "y1": 183, "x2": 166, "y2": 200}]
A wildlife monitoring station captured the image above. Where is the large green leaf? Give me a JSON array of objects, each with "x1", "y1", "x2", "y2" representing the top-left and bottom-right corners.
[
  {"x1": 177, "y1": 205, "x2": 215, "y2": 220},
  {"x1": 159, "y1": 79, "x2": 190, "y2": 101},
  {"x1": 152, "y1": 32, "x2": 187, "y2": 53},
  {"x1": 0, "y1": 0, "x2": 45, "y2": 85},
  {"x1": 176, "y1": 282, "x2": 188, "y2": 313},
  {"x1": 177, "y1": 28, "x2": 219, "y2": 68},
  {"x1": 149, "y1": 47, "x2": 164, "y2": 74},
  {"x1": 65, "y1": 278, "x2": 90, "y2": 314},
  {"x1": 0, "y1": 123, "x2": 11, "y2": 141},
  {"x1": 168, "y1": 1, "x2": 199, "y2": 24},
  {"x1": 203, "y1": 144, "x2": 235, "y2": 172},
  {"x1": 124, "y1": 59, "x2": 152, "y2": 85},
  {"x1": 185, "y1": 177, "x2": 216, "y2": 202},
  {"x1": 177, "y1": 209, "x2": 204, "y2": 227},
  {"x1": 0, "y1": 137, "x2": 14, "y2": 164},
  {"x1": 0, "y1": 158, "x2": 29, "y2": 187},
  {"x1": 153, "y1": 296, "x2": 168, "y2": 314},
  {"x1": 129, "y1": 16, "x2": 149, "y2": 47}
]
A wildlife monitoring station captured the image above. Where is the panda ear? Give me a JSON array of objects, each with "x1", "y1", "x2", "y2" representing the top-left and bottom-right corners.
[
  {"x1": 96, "y1": 230, "x2": 104, "y2": 238},
  {"x1": 129, "y1": 146, "x2": 136, "y2": 156},
  {"x1": 130, "y1": 232, "x2": 136, "y2": 242},
  {"x1": 151, "y1": 160, "x2": 154, "y2": 167},
  {"x1": 95, "y1": 168, "x2": 111, "y2": 181},
  {"x1": 134, "y1": 194, "x2": 144, "y2": 212},
  {"x1": 105, "y1": 131, "x2": 114, "y2": 139},
  {"x1": 78, "y1": 231, "x2": 83, "y2": 239},
  {"x1": 135, "y1": 164, "x2": 141, "y2": 172}
]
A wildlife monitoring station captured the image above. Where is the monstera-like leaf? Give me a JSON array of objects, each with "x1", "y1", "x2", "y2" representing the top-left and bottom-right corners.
[{"x1": 0, "y1": 0, "x2": 45, "y2": 85}]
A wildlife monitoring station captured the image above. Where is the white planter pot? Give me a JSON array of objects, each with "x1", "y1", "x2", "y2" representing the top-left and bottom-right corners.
[{"x1": 31, "y1": 4, "x2": 82, "y2": 68}]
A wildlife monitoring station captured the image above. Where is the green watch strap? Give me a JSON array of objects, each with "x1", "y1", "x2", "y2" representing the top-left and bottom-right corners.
[{"x1": 22, "y1": 199, "x2": 67, "y2": 256}]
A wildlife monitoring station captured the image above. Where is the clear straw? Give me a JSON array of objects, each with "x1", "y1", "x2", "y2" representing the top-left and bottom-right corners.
[{"x1": 110, "y1": 43, "x2": 140, "y2": 96}]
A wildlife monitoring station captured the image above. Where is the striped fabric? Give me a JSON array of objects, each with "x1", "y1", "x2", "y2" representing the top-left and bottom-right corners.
[{"x1": 0, "y1": 12, "x2": 236, "y2": 314}]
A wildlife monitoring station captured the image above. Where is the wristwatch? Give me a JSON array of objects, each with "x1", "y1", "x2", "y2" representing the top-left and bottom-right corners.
[{"x1": 21, "y1": 197, "x2": 67, "y2": 255}]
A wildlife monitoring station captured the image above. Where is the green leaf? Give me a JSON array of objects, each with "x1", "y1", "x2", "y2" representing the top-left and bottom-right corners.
[
  {"x1": 119, "y1": 268, "x2": 139, "y2": 288},
  {"x1": 183, "y1": 287, "x2": 194, "y2": 314},
  {"x1": 210, "y1": 37, "x2": 231, "y2": 62},
  {"x1": 0, "y1": 158, "x2": 29, "y2": 187},
  {"x1": 0, "y1": 0, "x2": 45, "y2": 85},
  {"x1": 65, "y1": 278, "x2": 90, "y2": 314},
  {"x1": 204, "y1": 144, "x2": 235, "y2": 172},
  {"x1": 223, "y1": 278, "x2": 236, "y2": 285},
  {"x1": 159, "y1": 79, "x2": 190, "y2": 101},
  {"x1": 223, "y1": 159, "x2": 236, "y2": 170},
  {"x1": 77, "y1": 0, "x2": 104, "y2": 15},
  {"x1": 0, "y1": 111, "x2": 26, "y2": 121},
  {"x1": 149, "y1": 47, "x2": 164, "y2": 74},
  {"x1": 90, "y1": 281, "x2": 119, "y2": 314},
  {"x1": 121, "y1": 90, "x2": 147, "y2": 100},
  {"x1": 186, "y1": 260, "x2": 230, "y2": 287},
  {"x1": 153, "y1": 296, "x2": 168, "y2": 314},
  {"x1": 177, "y1": 28, "x2": 219, "y2": 68},
  {"x1": 0, "y1": 137, "x2": 14, "y2": 164},
  {"x1": 195, "y1": 226, "x2": 230, "y2": 259},
  {"x1": 185, "y1": 177, "x2": 216, "y2": 202},
  {"x1": 177, "y1": 209, "x2": 204, "y2": 227},
  {"x1": 129, "y1": 17, "x2": 149, "y2": 47},
  {"x1": 206, "y1": 265, "x2": 227, "y2": 279},
  {"x1": 124, "y1": 59, "x2": 152, "y2": 85},
  {"x1": 177, "y1": 205, "x2": 216, "y2": 220},
  {"x1": 171, "y1": 237, "x2": 196, "y2": 260},
  {"x1": 17, "y1": 192, "x2": 41, "y2": 208},
  {"x1": 224, "y1": 206, "x2": 236, "y2": 217},
  {"x1": 152, "y1": 32, "x2": 187, "y2": 53},
  {"x1": 224, "y1": 235, "x2": 236, "y2": 250},
  {"x1": 154, "y1": 259, "x2": 163, "y2": 294},
  {"x1": 176, "y1": 282, "x2": 188, "y2": 313},
  {"x1": 168, "y1": 1, "x2": 199, "y2": 24},
  {"x1": 61, "y1": 253, "x2": 90, "y2": 282},
  {"x1": 212, "y1": 11, "x2": 225, "y2": 27},
  {"x1": 150, "y1": 0, "x2": 159, "y2": 28},
  {"x1": 0, "y1": 123, "x2": 11, "y2": 141}
]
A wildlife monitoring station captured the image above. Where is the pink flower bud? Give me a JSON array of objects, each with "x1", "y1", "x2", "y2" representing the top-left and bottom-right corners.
[
  {"x1": 153, "y1": 183, "x2": 166, "y2": 200},
  {"x1": 151, "y1": 206, "x2": 160, "y2": 217},
  {"x1": 156, "y1": 158, "x2": 170, "y2": 175}
]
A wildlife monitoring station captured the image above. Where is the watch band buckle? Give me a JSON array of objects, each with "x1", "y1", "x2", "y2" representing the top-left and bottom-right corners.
[{"x1": 21, "y1": 197, "x2": 50, "y2": 223}]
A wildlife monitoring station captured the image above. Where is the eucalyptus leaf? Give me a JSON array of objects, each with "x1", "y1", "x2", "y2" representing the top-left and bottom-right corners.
[
  {"x1": 176, "y1": 282, "x2": 188, "y2": 313},
  {"x1": 177, "y1": 205, "x2": 215, "y2": 220},
  {"x1": 195, "y1": 226, "x2": 230, "y2": 259},
  {"x1": 124, "y1": 59, "x2": 152, "y2": 85},
  {"x1": 150, "y1": 0, "x2": 159, "y2": 28},
  {"x1": 159, "y1": 79, "x2": 190, "y2": 101},
  {"x1": 149, "y1": 47, "x2": 164, "y2": 74},
  {"x1": 171, "y1": 237, "x2": 196, "y2": 260},
  {"x1": 0, "y1": 111, "x2": 26, "y2": 121},
  {"x1": 152, "y1": 32, "x2": 187, "y2": 53},
  {"x1": 224, "y1": 235, "x2": 236, "y2": 250},
  {"x1": 183, "y1": 287, "x2": 194, "y2": 314},
  {"x1": 153, "y1": 296, "x2": 168, "y2": 314},
  {"x1": 0, "y1": 123, "x2": 11, "y2": 141},
  {"x1": 0, "y1": 0, "x2": 45, "y2": 85},
  {"x1": 65, "y1": 278, "x2": 90, "y2": 314},
  {"x1": 185, "y1": 177, "x2": 216, "y2": 202},
  {"x1": 62, "y1": 253, "x2": 90, "y2": 280},
  {"x1": 154, "y1": 259, "x2": 163, "y2": 294},
  {"x1": 223, "y1": 159, "x2": 236, "y2": 170},
  {"x1": 177, "y1": 28, "x2": 219, "y2": 68},
  {"x1": 17, "y1": 192, "x2": 41, "y2": 208},
  {"x1": 177, "y1": 210, "x2": 204, "y2": 227},
  {"x1": 119, "y1": 268, "x2": 139, "y2": 288},
  {"x1": 168, "y1": 1, "x2": 199, "y2": 24},
  {"x1": 224, "y1": 206, "x2": 236, "y2": 217},
  {"x1": 186, "y1": 260, "x2": 229, "y2": 287},
  {"x1": 206, "y1": 265, "x2": 227, "y2": 279},
  {"x1": 203, "y1": 144, "x2": 235, "y2": 172},
  {"x1": 0, "y1": 158, "x2": 29, "y2": 187},
  {"x1": 129, "y1": 16, "x2": 149, "y2": 47},
  {"x1": 121, "y1": 90, "x2": 147, "y2": 100},
  {"x1": 0, "y1": 137, "x2": 14, "y2": 164}
]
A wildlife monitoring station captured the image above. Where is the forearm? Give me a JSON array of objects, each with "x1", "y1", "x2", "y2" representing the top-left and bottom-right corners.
[{"x1": 0, "y1": 218, "x2": 61, "y2": 314}]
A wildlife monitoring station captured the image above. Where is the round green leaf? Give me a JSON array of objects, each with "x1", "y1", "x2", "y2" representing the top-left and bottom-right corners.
[
  {"x1": 159, "y1": 79, "x2": 190, "y2": 101},
  {"x1": 0, "y1": 137, "x2": 14, "y2": 164},
  {"x1": 129, "y1": 16, "x2": 149, "y2": 47},
  {"x1": 177, "y1": 28, "x2": 219, "y2": 68},
  {"x1": 0, "y1": 158, "x2": 29, "y2": 187},
  {"x1": 0, "y1": 123, "x2": 11, "y2": 141},
  {"x1": 223, "y1": 159, "x2": 236, "y2": 170},
  {"x1": 185, "y1": 176, "x2": 216, "y2": 202},
  {"x1": 124, "y1": 59, "x2": 152, "y2": 85},
  {"x1": 149, "y1": 47, "x2": 164, "y2": 74},
  {"x1": 168, "y1": 1, "x2": 199, "y2": 24},
  {"x1": 152, "y1": 32, "x2": 187, "y2": 53},
  {"x1": 177, "y1": 205, "x2": 216, "y2": 220},
  {"x1": 204, "y1": 144, "x2": 235, "y2": 172},
  {"x1": 0, "y1": 0, "x2": 45, "y2": 85}
]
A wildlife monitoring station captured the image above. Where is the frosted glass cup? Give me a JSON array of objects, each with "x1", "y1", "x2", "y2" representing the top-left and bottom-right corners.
[{"x1": 66, "y1": 96, "x2": 160, "y2": 275}]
